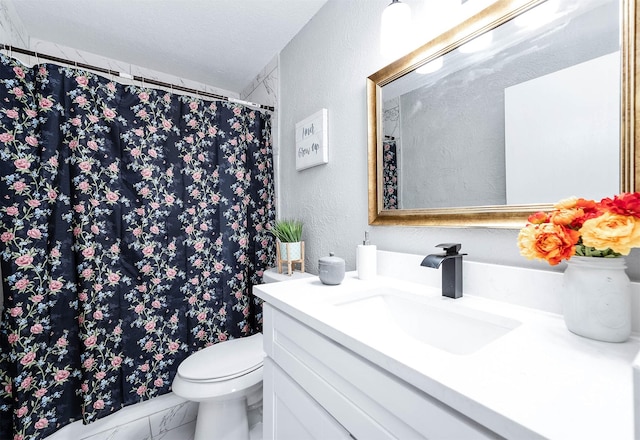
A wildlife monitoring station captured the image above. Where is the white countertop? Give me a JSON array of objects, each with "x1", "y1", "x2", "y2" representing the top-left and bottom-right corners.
[
  {"x1": 254, "y1": 272, "x2": 640, "y2": 439},
  {"x1": 263, "y1": 267, "x2": 315, "y2": 283}
]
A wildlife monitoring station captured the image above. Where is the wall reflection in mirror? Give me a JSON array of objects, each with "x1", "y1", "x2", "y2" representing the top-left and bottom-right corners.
[{"x1": 381, "y1": 0, "x2": 620, "y2": 211}]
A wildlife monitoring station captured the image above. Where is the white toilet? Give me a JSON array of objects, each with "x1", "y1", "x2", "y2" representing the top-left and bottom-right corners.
[{"x1": 172, "y1": 332, "x2": 264, "y2": 440}]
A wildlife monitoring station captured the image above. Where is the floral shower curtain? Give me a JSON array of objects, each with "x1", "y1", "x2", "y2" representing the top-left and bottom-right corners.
[
  {"x1": 382, "y1": 139, "x2": 398, "y2": 210},
  {"x1": 0, "y1": 53, "x2": 275, "y2": 440}
]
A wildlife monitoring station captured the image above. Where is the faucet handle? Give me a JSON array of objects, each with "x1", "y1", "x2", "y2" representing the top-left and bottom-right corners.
[{"x1": 435, "y1": 243, "x2": 462, "y2": 255}]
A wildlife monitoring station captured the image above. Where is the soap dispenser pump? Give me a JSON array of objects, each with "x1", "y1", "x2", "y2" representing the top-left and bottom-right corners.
[{"x1": 356, "y1": 231, "x2": 377, "y2": 280}]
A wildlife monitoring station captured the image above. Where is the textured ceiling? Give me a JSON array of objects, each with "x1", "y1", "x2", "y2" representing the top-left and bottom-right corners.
[{"x1": 9, "y1": 0, "x2": 327, "y2": 93}]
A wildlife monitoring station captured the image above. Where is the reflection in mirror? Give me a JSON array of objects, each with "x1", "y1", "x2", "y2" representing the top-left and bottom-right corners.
[
  {"x1": 368, "y1": 0, "x2": 636, "y2": 227},
  {"x1": 383, "y1": 0, "x2": 619, "y2": 209}
]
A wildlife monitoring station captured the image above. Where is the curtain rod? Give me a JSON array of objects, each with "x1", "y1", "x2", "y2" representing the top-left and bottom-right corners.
[{"x1": 0, "y1": 43, "x2": 275, "y2": 112}]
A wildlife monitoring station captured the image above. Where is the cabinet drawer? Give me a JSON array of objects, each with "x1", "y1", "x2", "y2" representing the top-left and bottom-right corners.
[
  {"x1": 264, "y1": 357, "x2": 353, "y2": 440},
  {"x1": 264, "y1": 304, "x2": 500, "y2": 439}
]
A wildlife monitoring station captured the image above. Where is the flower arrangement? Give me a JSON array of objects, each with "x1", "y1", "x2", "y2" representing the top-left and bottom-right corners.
[{"x1": 518, "y1": 192, "x2": 640, "y2": 266}]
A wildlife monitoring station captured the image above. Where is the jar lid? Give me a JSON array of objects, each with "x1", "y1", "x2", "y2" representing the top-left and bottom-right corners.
[{"x1": 319, "y1": 252, "x2": 345, "y2": 267}]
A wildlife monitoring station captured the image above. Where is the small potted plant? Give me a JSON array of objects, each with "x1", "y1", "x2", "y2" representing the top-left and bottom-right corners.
[{"x1": 269, "y1": 219, "x2": 304, "y2": 275}]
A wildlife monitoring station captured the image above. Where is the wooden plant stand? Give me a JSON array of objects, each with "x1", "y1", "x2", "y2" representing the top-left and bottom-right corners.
[{"x1": 276, "y1": 240, "x2": 305, "y2": 275}]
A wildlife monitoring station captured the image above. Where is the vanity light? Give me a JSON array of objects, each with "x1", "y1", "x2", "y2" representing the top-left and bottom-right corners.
[
  {"x1": 416, "y1": 57, "x2": 444, "y2": 74},
  {"x1": 458, "y1": 30, "x2": 493, "y2": 53},
  {"x1": 381, "y1": 0, "x2": 412, "y2": 58}
]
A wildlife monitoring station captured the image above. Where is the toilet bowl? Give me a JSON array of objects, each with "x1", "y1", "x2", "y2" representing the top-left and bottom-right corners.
[{"x1": 172, "y1": 332, "x2": 264, "y2": 440}]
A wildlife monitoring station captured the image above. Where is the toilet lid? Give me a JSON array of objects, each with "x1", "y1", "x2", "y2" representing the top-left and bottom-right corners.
[{"x1": 177, "y1": 333, "x2": 264, "y2": 381}]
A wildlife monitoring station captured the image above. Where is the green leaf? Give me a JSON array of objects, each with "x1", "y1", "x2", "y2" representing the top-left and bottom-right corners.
[
  {"x1": 574, "y1": 244, "x2": 621, "y2": 258},
  {"x1": 268, "y1": 219, "x2": 303, "y2": 242}
]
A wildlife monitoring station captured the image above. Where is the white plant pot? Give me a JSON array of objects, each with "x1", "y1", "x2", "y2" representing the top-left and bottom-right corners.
[{"x1": 279, "y1": 241, "x2": 302, "y2": 261}]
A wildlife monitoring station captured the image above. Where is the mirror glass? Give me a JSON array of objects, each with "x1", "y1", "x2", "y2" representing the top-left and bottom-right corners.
[{"x1": 368, "y1": 0, "x2": 636, "y2": 227}]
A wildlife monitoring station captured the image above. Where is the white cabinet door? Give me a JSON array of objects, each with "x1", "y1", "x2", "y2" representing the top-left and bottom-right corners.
[
  {"x1": 264, "y1": 304, "x2": 499, "y2": 440},
  {"x1": 264, "y1": 357, "x2": 353, "y2": 440}
]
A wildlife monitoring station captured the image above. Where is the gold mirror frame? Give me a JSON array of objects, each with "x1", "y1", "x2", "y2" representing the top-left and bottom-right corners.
[{"x1": 367, "y1": 0, "x2": 638, "y2": 228}]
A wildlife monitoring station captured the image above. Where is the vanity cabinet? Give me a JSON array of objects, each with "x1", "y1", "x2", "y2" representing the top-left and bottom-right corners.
[
  {"x1": 262, "y1": 303, "x2": 500, "y2": 440},
  {"x1": 264, "y1": 358, "x2": 352, "y2": 439}
]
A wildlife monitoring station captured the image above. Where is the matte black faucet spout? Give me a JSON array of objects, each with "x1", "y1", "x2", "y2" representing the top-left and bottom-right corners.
[{"x1": 421, "y1": 243, "x2": 466, "y2": 299}]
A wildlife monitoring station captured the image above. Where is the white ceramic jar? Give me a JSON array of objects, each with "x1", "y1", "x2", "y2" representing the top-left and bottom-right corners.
[{"x1": 318, "y1": 253, "x2": 345, "y2": 285}]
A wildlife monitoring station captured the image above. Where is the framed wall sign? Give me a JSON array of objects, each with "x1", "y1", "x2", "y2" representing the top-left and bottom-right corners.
[{"x1": 295, "y1": 108, "x2": 328, "y2": 171}]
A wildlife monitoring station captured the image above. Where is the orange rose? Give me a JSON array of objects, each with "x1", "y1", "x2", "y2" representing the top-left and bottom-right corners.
[
  {"x1": 580, "y1": 212, "x2": 640, "y2": 255},
  {"x1": 550, "y1": 197, "x2": 599, "y2": 228},
  {"x1": 550, "y1": 208, "x2": 583, "y2": 226},
  {"x1": 518, "y1": 223, "x2": 580, "y2": 266},
  {"x1": 527, "y1": 211, "x2": 548, "y2": 224},
  {"x1": 576, "y1": 198, "x2": 598, "y2": 210},
  {"x1": 554, "y1": 197, "x2": 579, "y2": 210}
]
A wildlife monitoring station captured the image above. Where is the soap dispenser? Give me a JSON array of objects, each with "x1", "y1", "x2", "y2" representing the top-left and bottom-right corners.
[{"x1": 356, "y1": 231, "x2": 376, "y2": 280}]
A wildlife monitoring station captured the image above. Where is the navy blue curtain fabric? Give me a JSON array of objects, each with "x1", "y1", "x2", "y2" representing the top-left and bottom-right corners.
[
  {"x1": 383, "y1": 139, "x2": 398, "y2": 209},
  {"x1": 0, "y1": 54, "x2": 275, "y2": 440}
]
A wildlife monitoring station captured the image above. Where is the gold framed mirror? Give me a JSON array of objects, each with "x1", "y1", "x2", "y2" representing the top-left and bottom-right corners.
[{"x1": 367, "y1": 0, "x2": 637, "y2": 228}]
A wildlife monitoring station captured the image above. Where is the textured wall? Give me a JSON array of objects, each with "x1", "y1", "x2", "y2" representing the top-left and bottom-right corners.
[
  {"x1": 399, "y1": 1, "x2": 618, "y2": 209},
  {"x1": 277, "y1": 0, "x2": 640, "y2": 280},
  {"x1": 278, "y1": 1, "x2": 379, "y2": 275}
]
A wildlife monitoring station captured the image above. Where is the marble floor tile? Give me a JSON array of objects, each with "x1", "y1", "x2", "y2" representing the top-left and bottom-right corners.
[
  {"x1": 152, "y1": 420, "x2": 195, "y2": 440},
  {"x1": 149, "y1": 401, "x2": 198, "y2": 436},
  {"x1": 81, "y1": 417, "x2": 151, "y2": 440}
]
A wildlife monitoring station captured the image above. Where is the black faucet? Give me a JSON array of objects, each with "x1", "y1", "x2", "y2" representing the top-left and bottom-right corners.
[{"x1": 420, "y1": 243, "x2": 467, "y2": 299}]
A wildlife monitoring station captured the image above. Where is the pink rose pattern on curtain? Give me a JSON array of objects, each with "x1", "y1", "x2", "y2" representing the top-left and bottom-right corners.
[
  {"x1": 0, "y1": 54, "x2": 275, "y2": 440},
  {"x1": 382, "y1": 139, "x2": 398, "y2": 210}
]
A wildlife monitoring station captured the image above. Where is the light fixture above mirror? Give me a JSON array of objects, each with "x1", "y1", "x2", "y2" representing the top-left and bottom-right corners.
[
  {"x1": 380, "y1": 0, "x2": 412, "y2": 58},
  {"x1": 367, "y1": 0, "x2": 638, "y2": 228}
]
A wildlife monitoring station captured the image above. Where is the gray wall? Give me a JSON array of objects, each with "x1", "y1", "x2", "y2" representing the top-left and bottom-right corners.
[
  {"x1": 399, "y1": 1, "x2": 618, "y2": 209},
  {"x1": 277, "y1": 0, "x2": 640, "y2": 279}
]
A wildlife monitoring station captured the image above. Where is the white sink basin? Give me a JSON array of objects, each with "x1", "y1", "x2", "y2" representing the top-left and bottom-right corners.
[{"x1": 334, "y1": 288, "x2": 521, "y2": 355}]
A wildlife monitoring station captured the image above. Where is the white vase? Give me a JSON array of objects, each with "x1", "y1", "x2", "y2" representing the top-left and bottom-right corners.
[{"x1": 561, "y1": 256, "x2": 632, "y2": 342}]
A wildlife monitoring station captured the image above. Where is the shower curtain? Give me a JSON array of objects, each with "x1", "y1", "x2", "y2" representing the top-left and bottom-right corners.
[
  {"x1": 383, "y1": 139, "x2": 398, "y2": 209},
  {"x1": 0, "y1": 53, "x2": 275, "y2": 440}
]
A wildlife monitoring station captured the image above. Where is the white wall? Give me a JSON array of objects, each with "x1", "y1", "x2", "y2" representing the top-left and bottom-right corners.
[
  {"x1": 0, "y1": 0, "x2": 28, "y2": 46},
  {"x1": 277, "y1": 0, "x2": 640, "y2": 279},
  {"x1": 241, "y1": 56, "x2": 279, "y2": 201},
  {"x1": 505, "y1": 52, "x2": 620, "y2": 204},
  {"x1": 241, "y1": 55, "x2": 278, "y2": 108}
]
